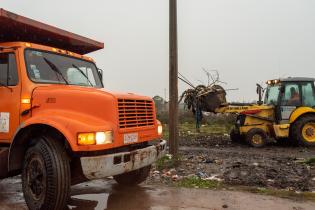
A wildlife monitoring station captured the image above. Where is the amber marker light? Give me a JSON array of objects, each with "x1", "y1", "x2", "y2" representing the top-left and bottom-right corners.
[
  {"x1": 21, "y1": 98, "x2": 31, "y2": 104},
  {"x1": 78, "y1": 133, "x2": 96, "y2": 145}
]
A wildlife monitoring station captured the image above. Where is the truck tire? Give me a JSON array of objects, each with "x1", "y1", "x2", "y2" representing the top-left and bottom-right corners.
[
  {"x1": 22, "y1": 136, "x2": 70, "y2": 210},
  {"x1": 114, "y1": 165, "x2": 151, "y2": 186},
  {"x1": 291, "y1": 115, "x2": 315, "y2": 146},
  {"x1": 246, "y1": 128, "x2": 267, "y2": 148}
]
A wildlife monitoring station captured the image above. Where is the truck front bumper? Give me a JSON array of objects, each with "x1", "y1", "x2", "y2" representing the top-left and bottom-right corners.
[{"x1": 80, "y1": 140, "x2": 167, "y2": 180}]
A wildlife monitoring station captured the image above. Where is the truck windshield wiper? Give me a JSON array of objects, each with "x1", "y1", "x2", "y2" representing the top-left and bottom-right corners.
[
  {"x1": 43, "y1": 57, "x2": 69, "y2": 85},
  {"x1": 71, "y1": 64, "x2": 93, "y2": 86}
]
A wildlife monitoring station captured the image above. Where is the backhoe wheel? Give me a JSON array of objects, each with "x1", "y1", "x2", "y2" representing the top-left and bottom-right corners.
[
  {"x1": 114, "y1": 165, "x2": 151, "y2": 186},
  {"x1": 291, "y1": 115, "x2": 315, "y2": 146},
  {"x1": 246, "y1": 128, "x2": 267, "y2": 148},
  {"x1": 230, "y1": 128, "x2": 243, "y2": 143},
  {"x1": 22, "y1": 136, "x2": 70, "y2": 210}
]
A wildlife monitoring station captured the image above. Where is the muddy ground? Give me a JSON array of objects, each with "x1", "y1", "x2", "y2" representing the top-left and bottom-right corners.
[
  {"x1": 1, "y1": 134, "x2": 315, "y2": 209},
  {"x1": 1, "y1": 177, "x2": 315, "y2": 210},
  {"x1": 149, "y1": 134, "x2": 315, "y2": 192}
]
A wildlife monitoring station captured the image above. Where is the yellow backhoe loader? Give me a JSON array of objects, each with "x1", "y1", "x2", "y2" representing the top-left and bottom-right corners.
[{"x1": 215, "y1": 77, "x2": 315, "y2": 147}]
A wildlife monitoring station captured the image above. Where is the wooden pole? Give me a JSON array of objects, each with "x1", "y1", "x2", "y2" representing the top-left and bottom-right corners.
[{"x1": 169, "y1": 0, "x2": 179, "y2": 156}]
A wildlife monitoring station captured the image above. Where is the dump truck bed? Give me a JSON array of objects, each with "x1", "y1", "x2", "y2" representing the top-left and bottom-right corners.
[{"x1": 0, "y1": 8, "x2": 104, "y2": 54}]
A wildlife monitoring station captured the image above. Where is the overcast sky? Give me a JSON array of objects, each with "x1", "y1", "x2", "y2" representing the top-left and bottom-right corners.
[{"x1": 2, "y1": 0, "x2": 315, "y2": 101}]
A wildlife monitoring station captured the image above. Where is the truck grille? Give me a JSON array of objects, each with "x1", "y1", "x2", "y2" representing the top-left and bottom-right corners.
[{"x1": 118, "y1": 99, "x2": 155, "y2": 129}]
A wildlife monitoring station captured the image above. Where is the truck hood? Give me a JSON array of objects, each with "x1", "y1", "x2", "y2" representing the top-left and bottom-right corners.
[
  {"x1": 31, "y1": 85, "x2": 154, "y2": 127},
  {"x1": 32, "y1": 85, "x2": 153, "y2": 103}
]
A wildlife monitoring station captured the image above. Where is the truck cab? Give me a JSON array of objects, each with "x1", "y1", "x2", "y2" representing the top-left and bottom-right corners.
[{"x1": 0, "y1": 9, "x2": 166, "y2": 210}]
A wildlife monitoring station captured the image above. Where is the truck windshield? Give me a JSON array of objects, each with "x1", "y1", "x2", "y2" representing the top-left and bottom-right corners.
[
  {"x1": 264, "y1": 85, "x2": 280, "y2": 105},
  {"x1": 24, "y1": 49, "x2": 103, "y2": 88}
]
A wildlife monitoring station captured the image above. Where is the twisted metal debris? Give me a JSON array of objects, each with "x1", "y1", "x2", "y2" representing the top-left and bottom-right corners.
[{"x1": 178, "y1": 70, "x2": 228, "y2": 130}]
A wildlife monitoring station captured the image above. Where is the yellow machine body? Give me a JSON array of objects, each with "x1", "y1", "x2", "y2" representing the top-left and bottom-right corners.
[{"x1": 215, "y1": 77, "x2": 315, "y2": 147}]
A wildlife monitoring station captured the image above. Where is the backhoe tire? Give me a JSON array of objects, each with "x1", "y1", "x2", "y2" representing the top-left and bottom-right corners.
[
  {"x1": 291, "y1": 115, "x2": 315, "y2": 146},
  {"x1": 246, "y1": 128, "x2": 267, "y2": 148},
  {"x1": 22, "y1": 136, "x2": 70, "y2": 210},
  {"x1": 114, "y1": 165, "x2": 151, "y2": 186}
]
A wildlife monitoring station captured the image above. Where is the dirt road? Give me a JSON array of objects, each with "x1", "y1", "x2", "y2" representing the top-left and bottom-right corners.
[{"x1": 0, "y1": 177, "x2": 314, "y2": 210}]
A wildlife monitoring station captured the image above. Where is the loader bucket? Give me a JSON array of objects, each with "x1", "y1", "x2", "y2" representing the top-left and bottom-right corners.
[{"x1": 199, "y1": 85, "x2": 227, "y2": 112}]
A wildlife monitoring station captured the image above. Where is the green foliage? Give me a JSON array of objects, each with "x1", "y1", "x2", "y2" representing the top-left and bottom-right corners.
[
  {"x1": 247, "y1": 187, "x2": 315, "y2": 202},
  {"x1": 180, "y1": 122, "x2": 230, "y2": 135},
  {"x1": 177, "y1": 176, "x2": 221, "y2": 189},
  {"x1": 304, "y1": 157, "x2": 315, "y2": 166},
  {"x1": 157, "y1": 111, "x2": 170, "y2": 124},
  {"x1": 161, "y1": 122, "x2": 232, "y2": 141},
  {"x1": 155, "y1": 155, "x2": 181, "y2": 171}
]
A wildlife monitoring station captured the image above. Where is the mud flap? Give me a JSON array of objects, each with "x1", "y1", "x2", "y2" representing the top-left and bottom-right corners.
[{"x1": 0, "y1": 148, "x2": 9, "y2": 179}]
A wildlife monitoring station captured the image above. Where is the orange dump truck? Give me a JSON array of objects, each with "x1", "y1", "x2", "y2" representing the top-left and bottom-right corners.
[{"x1": 0, "y1": 8, "x2": 166, "y2": 210}]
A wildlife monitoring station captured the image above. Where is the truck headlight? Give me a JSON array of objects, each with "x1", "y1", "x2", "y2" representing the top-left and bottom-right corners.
[
  {"x1": 78, "y1": 131, "x2": 113, "y2": 145},
  {"x1": 158, "y1": 125, "x2": 163, "y2": 135},
  {"x1": 96, "y1": 131, "x2": 113, "y2": 145}
]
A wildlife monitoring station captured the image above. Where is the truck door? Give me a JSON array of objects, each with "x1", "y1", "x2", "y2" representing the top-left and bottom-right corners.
[
  {"x1": 0, "y1": 51, "x2": 20, "y2": 142},
  {"x1": 300, "y1": 82, "x2": 315, "y2": 108},
  {"x1": 280, "y1": 83, "x2": 301, "y2": 123}
]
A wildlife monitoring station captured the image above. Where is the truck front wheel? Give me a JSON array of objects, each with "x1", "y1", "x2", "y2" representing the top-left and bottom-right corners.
[
  {"x1": 22, "y1": 136, "x2": 70, "y2": 210},
  {"x1": 114, "y1": 165, "x2": 151, "y2": 186}
]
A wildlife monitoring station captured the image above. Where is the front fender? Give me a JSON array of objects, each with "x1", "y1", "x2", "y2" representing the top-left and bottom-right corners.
[
  {"x1": 289, "y1": 107, "x2": 315, "y2": 123},
  {"x1": 20, "y1": 109, "x2": 117, "y2": 152}
]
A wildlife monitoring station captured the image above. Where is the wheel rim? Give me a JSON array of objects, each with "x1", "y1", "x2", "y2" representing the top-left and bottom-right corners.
[
  {"x1": 252, "y1": 134, "x2": 263, "y2": 145},
  {"x1": 302, "y1": 122, "x2": 315, "y2": 142},
  {"x1": 26, "y1": 154, "x2": 46, "y2": 201}
]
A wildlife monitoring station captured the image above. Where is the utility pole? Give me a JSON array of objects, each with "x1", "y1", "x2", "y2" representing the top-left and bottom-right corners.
[{"x1": 169, "y1": 0, "x2": 179, "y2": 156}]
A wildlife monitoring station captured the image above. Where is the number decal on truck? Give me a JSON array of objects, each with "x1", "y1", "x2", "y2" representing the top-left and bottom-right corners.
[
  {"x1": 0, "y1": 112, "x2": 9, "y2": 133},
  {"x1": 124, "y1": 133, "x2": 138, "y2": 144}
]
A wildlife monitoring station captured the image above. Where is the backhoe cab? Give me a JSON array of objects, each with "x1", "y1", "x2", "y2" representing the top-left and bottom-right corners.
[{"x1": 218, "y1": 77, "x2": 315, "y2": 147}]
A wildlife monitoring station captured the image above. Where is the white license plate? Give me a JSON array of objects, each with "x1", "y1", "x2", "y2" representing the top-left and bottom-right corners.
[{"x1": 124, "y1": 133, "x2": 138, "y2": 144}]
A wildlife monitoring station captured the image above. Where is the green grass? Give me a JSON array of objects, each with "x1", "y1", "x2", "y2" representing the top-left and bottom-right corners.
[
  {"x1": 249, "y1": 187, "x2": 315, "y2": 202},
  {"x1": 176, "y1": 176, "x2": 221, "y2": 189},
  {"x1": 304, "y1": 157, "x2": 315, "y2": 166},
  {"x1": 162, "y1": 122, "x2": 232, "y2": 140},
  {"x1": 155, "y1": 155, "x2": 181, "y2": 171},
  {"x1": 225, "y1": 186, "x2": 315, "y2": 202}
]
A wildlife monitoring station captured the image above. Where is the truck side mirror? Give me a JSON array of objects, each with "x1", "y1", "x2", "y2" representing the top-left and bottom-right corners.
[{"x1": 98, "y1": 69, "x2": 103, "y2": 81}]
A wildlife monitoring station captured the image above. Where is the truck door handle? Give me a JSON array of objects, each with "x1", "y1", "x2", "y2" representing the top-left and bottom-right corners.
[{"x1": 21, "y1": 105, "x2": 40, "y2": 116}]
